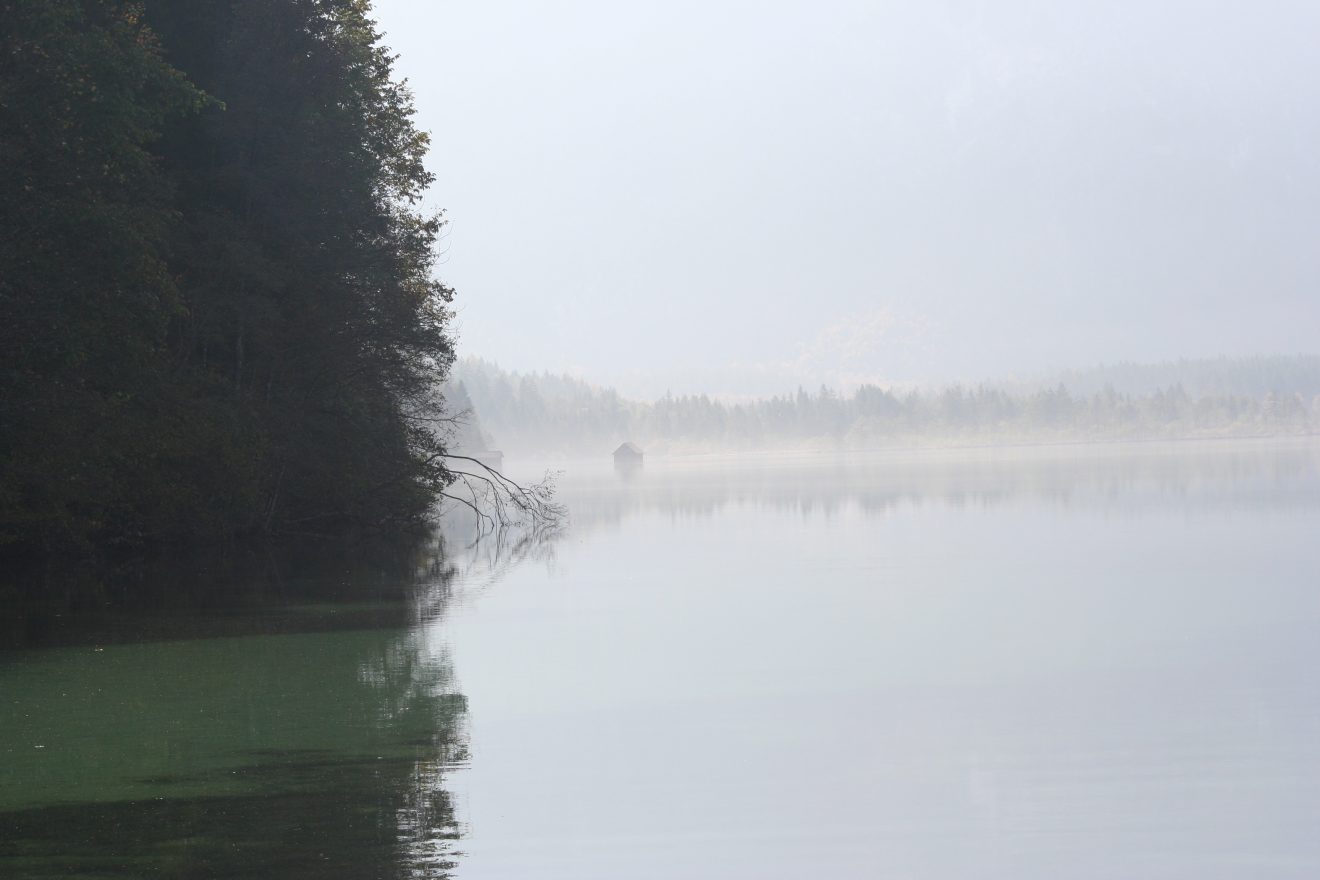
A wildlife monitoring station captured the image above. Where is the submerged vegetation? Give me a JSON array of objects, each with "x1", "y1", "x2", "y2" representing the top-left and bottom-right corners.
[{"x1": 1, "y1": 0, "x2": 458, "y2": 552}]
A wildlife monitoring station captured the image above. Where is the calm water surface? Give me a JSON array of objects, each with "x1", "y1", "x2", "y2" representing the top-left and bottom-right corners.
[{"x1": 4, "y1": 440, "x2": 1320, "y2": 878}]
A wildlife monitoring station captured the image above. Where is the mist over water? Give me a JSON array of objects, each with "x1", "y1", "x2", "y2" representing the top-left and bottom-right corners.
[
  {"x1": 438, "y1": 439, "x2": 1320, "y2": 879},
  {"x1": 443, "y1": 356, "x2": 1320, "y2": 459},
  {"x1": 4, "y1": 441, "x2": 1317, "y2": 877},
  {"x1": 7, "y1": 0, "x2": 1320, "y2": 876}
]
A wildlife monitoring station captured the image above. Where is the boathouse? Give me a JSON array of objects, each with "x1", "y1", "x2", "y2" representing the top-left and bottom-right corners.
[{"x1": 613, "y1": 442, "x2": 643, "y2": 466}]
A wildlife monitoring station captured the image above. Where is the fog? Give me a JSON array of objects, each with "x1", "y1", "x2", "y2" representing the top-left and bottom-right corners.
[
  {"x1": 9, "y1": 3, "x2": 1320, "y2": 876},
  {"x1": 445, "y1": 355, "x2": 1320, "y2": 457},
  {"x1": 435, "y1": 440, "x2": 1320, "y2": 880},
  {"x1": 377, "y1": 0, "x2": 1320, "y2": 399}
]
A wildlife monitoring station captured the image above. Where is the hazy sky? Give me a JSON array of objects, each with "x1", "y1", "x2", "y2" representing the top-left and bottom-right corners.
[{"x1": 374, "y1": 0, "x2": 1320, "y2": 398}]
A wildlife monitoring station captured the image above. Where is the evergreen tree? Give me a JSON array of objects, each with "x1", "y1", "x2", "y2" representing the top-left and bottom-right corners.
[
  {"x1": 1, "y1": 0, "x2": 458, "y2": 551},
  {"x1": 148, "y1": 0, "x2": 455, "y2": 535},
  {"x1": 1, "y1": 0, "x2": 206, "y2": 547}
]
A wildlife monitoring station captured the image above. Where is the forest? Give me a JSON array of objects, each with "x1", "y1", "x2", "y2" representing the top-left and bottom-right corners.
[
  {"x1": 5, "y1": 1, "x2": 1316, "y2": 553},
  {"x1": 1, "y1": 0, "x2": 456, "y2": 552},
  {"x1": 449, "y1": 356, "x2": 1320, "y2": 456}
]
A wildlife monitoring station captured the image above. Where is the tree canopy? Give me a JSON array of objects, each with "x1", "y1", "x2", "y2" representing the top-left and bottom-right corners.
[{"x1": 1, "y1": 0, "x2": 456, "y2": 551}]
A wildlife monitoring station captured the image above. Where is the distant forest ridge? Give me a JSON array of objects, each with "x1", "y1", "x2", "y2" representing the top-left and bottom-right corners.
[
  {"x1": 446, "y1": 355, "x2": 1320, "y2": 456},
  {"x1": 1025, "y1": 355, "x2": 1320, "y2": 399}
]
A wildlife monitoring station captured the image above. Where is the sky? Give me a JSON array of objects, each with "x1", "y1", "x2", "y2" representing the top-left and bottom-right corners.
[{"x1": 373, "y1": 0, "x2": 1320, "y2": 399}]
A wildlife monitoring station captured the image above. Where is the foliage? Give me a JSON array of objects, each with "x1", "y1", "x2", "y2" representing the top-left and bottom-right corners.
[
  {"x1": 452, "y1": 356, "x2": 1320, "y2": 455},
  {"x1": 1, "y1": 0, "x2": 208, "y2": 548},
  {"x1": 1, "y1": 0, "x2": 456, "y2": 552},
  {"x1": 1050, "y1": 356, "x2": 1320, "y2": 399}
]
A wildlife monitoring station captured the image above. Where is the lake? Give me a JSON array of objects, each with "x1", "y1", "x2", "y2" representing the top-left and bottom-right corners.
[{"x1": 4, "y1": 439, "x2": 1320, "y2": 878}]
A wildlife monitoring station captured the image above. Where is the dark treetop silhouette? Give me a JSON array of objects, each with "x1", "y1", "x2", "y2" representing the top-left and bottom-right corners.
[{"x1": 0, "y1": 0, "x2": 512, "y2": 554}]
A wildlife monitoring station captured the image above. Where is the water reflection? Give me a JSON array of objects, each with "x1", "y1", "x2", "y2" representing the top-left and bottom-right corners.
[
  {"x1": 0, "y1": 541, "x2": 468, "y2": 878},
  {"x1": 6, "y1": 440, "x2": 1319, "y2": 878},
  {"x1": 564, "y1": 439, "x2": 1320, "y2": 529},
  {"x1": 441, "y1": 439, "x2": 1320, "y2": 879}
]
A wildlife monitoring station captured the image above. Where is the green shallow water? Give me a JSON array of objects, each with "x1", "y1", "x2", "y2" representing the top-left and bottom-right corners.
[{"x1": 1, "y1": 565, "x2": 467, "y2": 879}]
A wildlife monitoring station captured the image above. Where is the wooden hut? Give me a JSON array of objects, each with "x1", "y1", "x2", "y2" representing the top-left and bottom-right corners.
[{"x1": 613, "y1": 442, "x2": 644, "y2": 466}]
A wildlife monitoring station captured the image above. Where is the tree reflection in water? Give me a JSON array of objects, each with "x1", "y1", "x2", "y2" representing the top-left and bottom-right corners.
[{"x1": 0, "y1": 532, "x2": 531, "y2": 879}]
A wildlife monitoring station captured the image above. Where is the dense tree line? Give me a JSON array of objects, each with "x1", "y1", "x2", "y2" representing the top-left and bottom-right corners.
[
  {"x1": 1, "y1": 0, "x2": 455, "y2": 551},
  {"x1": 1043, "y1": 355, "x2": 1320, "y2": 399},
  {"x1": 451, "y1": 357, "x2": 1320, "y2": 456}
]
